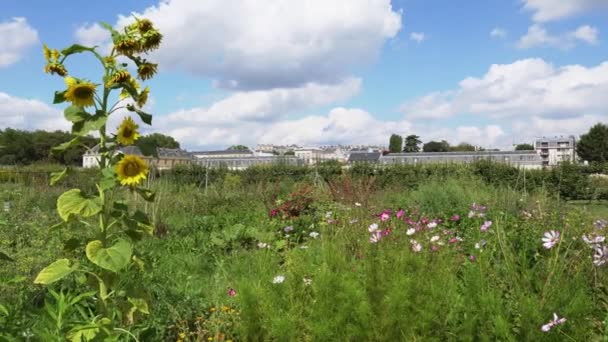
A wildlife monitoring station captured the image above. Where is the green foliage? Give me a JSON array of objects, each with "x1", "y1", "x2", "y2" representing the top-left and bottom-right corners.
[
  {"x1": 227, "y1": 145, "x2": 250, "y2": 151},
  {"x1": 515, "y1": 143, "x2": 534, "y2": 151},
  {"x1": 423, "y1": 139, "x2": 450, "y2": 152},
  {"x1": 577, "y1": 123, "x2": 608, "y2": 163},
  {"x1": 450, "y1": 142, "x2": 477, "y2": 151},
  {"x1": 403, "y1": 134, "x2": 422, "y2": 152},
  {"x1": 136, "y1": 132, "x2": 180, "y2": 149},
  {"x1": 388, "y1": 133, "x2": 403, "y2": 153}
]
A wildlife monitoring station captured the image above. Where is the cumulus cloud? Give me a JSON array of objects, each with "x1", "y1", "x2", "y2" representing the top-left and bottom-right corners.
[
  {"x1": 75, "y1": 23, "x2": 111, "y2": 49},
  {"x1": 490, "y1": 28, "x2": 508, "y2": 39},
  {"x1": 409, "y1": 32, "x2": 426, "y2": 42},
  {"x1": 0, "y1": 17, "x2": 39, "y2": 68},
  {"x1": 0, "y1": 92, "x2": 67, "y2": 131},
  {"x1": 523, "y1": 0, "x2": 608, "y2": 22},
  {"x1": 402, "y1": 58, "x2": 608, "y2": 121},
  {"x1": 94, "y1": 0, "x2": 402, "y2": 90},
  {"x1": 517, "y1": 24, "x2": 599, "y2": 49}
]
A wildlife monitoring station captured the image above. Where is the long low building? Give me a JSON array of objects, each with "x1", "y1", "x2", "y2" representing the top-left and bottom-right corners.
[
  {"x1": 379, "y1": 151, "x2": 543, "y2": 169},
  {"x1": 192, "y1": 156, "x2": 305, "y2": 170}
]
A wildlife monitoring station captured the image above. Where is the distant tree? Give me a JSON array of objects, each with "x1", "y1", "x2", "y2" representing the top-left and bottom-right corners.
[
  {"x1": 577, "y1": 123, "x2": 608, "y2": 163},
  {"x1": 423, "y1": 140, "x2": 450, "y2": 152},
  {"x1": 403, "y1": 135, "x2": 422, "y2": 153},
  {"x1": 389, "y1": 134, "x2": 403, "y2": 153},
  {"x1": 228, "y1": 145, "x2": 250, "y2": 151},
  {"x1": 515, "y1": 143, "x2": 534, "y2": 151},
  {"x1": 450, "y1": 142, "x2": 476, "y2": 152},
  {"x1": 283, "y1": 150, "x2": 295, "y2": 156},
  {"x1": 136, "y1": 133, "x2": 180, "y2": 149}
]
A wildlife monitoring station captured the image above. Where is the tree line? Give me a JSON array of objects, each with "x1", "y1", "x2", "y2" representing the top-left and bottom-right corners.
[
  {"x1": 387, "y1": 122, "x2": 608, "y2": 163},
  {"x1": 0, "y1": 128, "x2": 180, "y2": 166}
]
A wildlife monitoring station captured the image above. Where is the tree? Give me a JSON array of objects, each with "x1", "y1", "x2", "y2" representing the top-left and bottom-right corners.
[
  {"x1": 515, "y1": 143, "x2": 534, "y2": 151},
  {"x1": 423, "y1": 140, "x2": 450, "y2": 152},
  {"x1": 136, "y1": 133, "x2": 180, "y2": 149},
  {"x1": 403, "y1": 135, "x2": 422, "y2": 153},
  {"x1": 228, "y1": 145, "x2": 250, "y2": 151},
  {"x1": 577, "y1": 123, "x2": 608, "y2": 163},
  {"x1": 389, "y1": 134, "x2": 403, "y2": 153},
  {"x1": 450, "y1": 142, "x2": 476, "y2": 152}
]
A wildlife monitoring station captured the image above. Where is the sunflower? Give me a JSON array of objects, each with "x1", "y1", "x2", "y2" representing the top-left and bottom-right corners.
[
  {"x1": 133, "y1": 19, "x2": 154, "y2": 33},
  {"x1": 142, "y1": 30, "x2": 162, "y2": 51},
  {"x1": 44, "y1": 63, "x2": 68, "y2": 76},
  {"x1": 137, "y1": 86, "x2": 150, "y2": 108},
  {"x1": 119, "y1": 77, "x2": 140, "y2": 100},
  {"x1": 114, "y1": 35, "x2": 140, "y2": 55},
  {"x1": 116, "y1": 154, "x2": 148, "y2": 186},
  {"x1": 116, "y1": 117, "x2": 140, "y2": 145},
  {"x1": 103, "y1": 56, "x2": 116, "y2": 67},
  {"x1": 64, "y1": 77, "x2": 97, "y2": 107},
  {"x1": 137, "y1": 62, "x2": 158, "y2": 80},
  {"x1": 43, "y1": 44, "x2": 52, "y2": 62},
  {"x1": 106, "y1": 70, "x2": 132, "y2": 87}
]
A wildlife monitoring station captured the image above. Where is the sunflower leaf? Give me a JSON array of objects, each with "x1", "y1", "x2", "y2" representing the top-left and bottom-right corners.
[
  {"x1": 135, "y1": 187, "x2": 155, "y2": 202},
  {"x1": 53, "y1": 90, "x2": 67, "y2": 104},
  {"x1": 57, "y1": 189, "x2": 102, "y2": 221},
  {"x1": 50, "y1": 167, "x2": 70, "y2": 186},
  {"x1": 34, "y1": 259, "x2": 76, "y2": 284},
  {"x1": 61, "y1": 44, "x2": 94, "y2": 57},
  {"x1": 72, "y1": 114, "x2": 107, "y2": 136},
  {"x1": 52, "y1": 137, "x2": 81, "y2": 154},
  {"x1": 127, "y1": 104, "x2": 152, "y2": 125},
  {"x1": 85, "y1": 239, "x2": 132, "y2": 273},
  {"x1": 64, "y1": 106, "x2": 89, "y2": 123}
]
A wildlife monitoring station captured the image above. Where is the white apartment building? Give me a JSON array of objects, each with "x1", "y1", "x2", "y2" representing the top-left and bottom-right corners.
[
  {"x1": 294, "y1": 147, "x2": 323, "y2": 165},
  {"x1": 534, "y1": 136, "x2": 576, "y2": 167}
]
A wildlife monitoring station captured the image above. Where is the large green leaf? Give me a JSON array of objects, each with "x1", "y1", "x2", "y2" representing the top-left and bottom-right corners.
[
  {"x1": 50, "y1": 167, "x2": 69, "y2": 186},
  {"x1": 61, "y1": 44, "x2": 94, "y2": 56},
  {"x1": 86, "y1": 239, "x2": 132, "y2": 273},
  {"x1": 72, "y1": 114, "x2": 107, "y2": 136},
  {"x1": 67, "y1": 324, "x2": 99, "y2": 342},
  {"x1": 127, "y1": 297, "x2": 149, "y2": 323},
  {"x1": 52, "y1": 137, "x2": 81, "y2": 154},
  {"x1": 34, "y1": 259, "x2": 75, "y2": 284},
  {"x1": 64, "y1": 106, "x2": 89, "y2": 123},
  {"x1": 53, "y1": 90, "x2": 66, "y2": 104},
  {"x1": 57, "y1": 189, "x2": 102, "y2": 221}
]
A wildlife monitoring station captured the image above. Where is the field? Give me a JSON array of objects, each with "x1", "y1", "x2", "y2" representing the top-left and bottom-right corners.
[{"x1": 1, "y1": 164, "x2": 608, "y2": 341}]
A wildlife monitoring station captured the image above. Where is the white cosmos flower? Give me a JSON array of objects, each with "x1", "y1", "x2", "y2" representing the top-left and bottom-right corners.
[
  {"x1": 430, "y1": 235, "x2": 440, "y2": 243},
  {"x1": 406, "y1": 228, "x2": 416, "y2": 236},
  {"x1": 309, "y1": 231, "x2": 320, "y2": 239},
  {"x1": 303, "y1": 277, "x2": 312, "y2": 285},
  {"x1": 542, "y1": 230, "x2": 560, "y2": 249},
  {"x1": 427, "y1": 222, "x2": 437, "y2": 229},
  {"x1": 368, "y1": 223, "x2": 379, "y2": 233},
  {"x1": 257, "y1": 242, "x2": 268, "y2": 249},
  {"x1": 272, "y1": 275, "x2": 285, "y2": 284}
]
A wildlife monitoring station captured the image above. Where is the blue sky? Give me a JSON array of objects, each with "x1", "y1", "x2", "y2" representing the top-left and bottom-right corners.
[{"x1": 1, "y1": 0, "x2": 607, "y2": 150}]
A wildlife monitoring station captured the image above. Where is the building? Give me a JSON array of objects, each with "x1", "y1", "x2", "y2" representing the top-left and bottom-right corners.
[
  {"x1": 380, "y1": 151, "x2": 543, "y2": 169},
  {"x1": 534, "y1": 136, "x2": 576, "y2": 167},
  {"x1": 191, "y1": 149, "x2": 254, "y2": 159},
  {"x1": 348, "y1": 152, "x2": 382, "y2": 164},
  {"x1": 83, "y1": 145, "x2": 192, "y2": 170},
  {"x1": 193, "y1": 156, "x2": 304, "y2": 170},
  {"x1": 295, "y1": 147, "x2": 324, "y2": 165}
]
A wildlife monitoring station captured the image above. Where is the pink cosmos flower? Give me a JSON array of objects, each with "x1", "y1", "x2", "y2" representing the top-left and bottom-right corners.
[
  {"x1": 396, "y1": 209, "x2": 405, "y2": 219},
  {"x1": 480, "y1": 220, "x2": 492, "y2": 232},
  {"x1": 594, "y1": 219, "x2": 607, "y2": 230},
  {"x1": 270, "y1": 209, "x2": 278, "y2": 217},
  {"x1": 541, "y1": 313, "x2": 566, "y2": 332},
  {"x1": 381, "y1": 227, "x2": 392, "y2": 237},
  {"x1": 431, "y1": 245, "x2": 440, "y2": 251},
  {"x1": 469, "y1": 255, "x2": 477, "y2": 262},
  {"x1": 379, "y1": 211, "x2": 391, "y2": 222},
  {"x1": 420, "y1": 217, "x2": 429, "y2": 225},
  {"x1": 450, "y1": 214, "x2": 460, "y2": 222},
  {"x1": 582, "y1": 234, "x2": 605, "y2": 247},
  {"x1": 410, "y1": 240, "x2": 422, "y2": 252},
  {"x1": 227, "y1": 287, "x2": 237, "y2": 297},
  {"x1": 542, "y1": 230, "x2": 560, "y2": 249},
  {"x1": 449, "y1": 237, "x2": 462, "y2": 244}
]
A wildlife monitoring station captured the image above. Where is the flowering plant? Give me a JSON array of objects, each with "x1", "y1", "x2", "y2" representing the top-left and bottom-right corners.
[{"x1": 33, "y1": 17, "x2": 162, "y2": 339}]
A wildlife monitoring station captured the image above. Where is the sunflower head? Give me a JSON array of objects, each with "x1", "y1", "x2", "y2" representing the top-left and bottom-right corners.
[
  {"x1": 116, "y1": 154, "x2": 149, "y2": 186},
  {"x1": 137, "y1": 86, "x2": 150, "y2": 108},
  {"x1": 114, "y1": 35, "x2": 141, "y2": 56},
  {"x1": 120, "y1": 77, "x2": 140, "y2": 100},
  {"x1": 142, "y1": 30, "x2": 162, "y2": 51},
  {"x1": 133, "y1": 19, "x2": 154, "y2": 33},
  {"x1": 116, "y1": 117, "x2": 140, "y2": 145},
  {"x1": 137, "y1": 62, "x2": 158, "y2": 80},
  {"x1": 43, "y1": 44, "x2": 52, "y2": 62},
  {"x1": 106, "y1": 70, "x2": 132, "y2": 87},
  {"x1": 103, "y1": 56, "x2": 116, "y2": 67},
  {"x1": 64, "y1": 77, "x2": 97, "y2": 107},
  {"x1": 44, "y1": 63, "x2": 68, "y2": 76}
]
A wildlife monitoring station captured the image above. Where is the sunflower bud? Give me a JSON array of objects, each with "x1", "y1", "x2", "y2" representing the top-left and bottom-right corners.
[
  {"x1": 106, "y1": 70, "x2": 132, "y2": 87},
  {"x1": 44, "y1": 63, "x2": 68, "y2": 76},
  {"x1": 137, "y1": 62, "x2": 158, "y2": 80}
]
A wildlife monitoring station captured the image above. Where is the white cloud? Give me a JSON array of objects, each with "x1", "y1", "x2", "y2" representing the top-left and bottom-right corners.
[
  {"x1": 401, "y1": 58, "x2": 608, "y2": 121},
  {"x1": 0, "y1": 92, "x2": 67, "y2": 131},
  {"x1": 75, "y1": 23, "x2": 111, "y2": 48},
  {"x1": 0, "y1": 17, "x2": 39, "y2": 68},
  {"x1": 99, "y1": 0, "x2": 401, "y2": 90},
  {"x1": 490, "y1": 28, "x2": 508, "y2": 39},
  {"x1": 523, "y1": 0, "x2": 608, "y2": 22},
  {"x1": 517, "y1": 24, "x2": 599, "y2": 49},
  {"x1": 571, "y1": 25, "x2": 599, "y2": 44},
  {"x1": 409, "y1": 32, "x2": 426, "y2": 42}
]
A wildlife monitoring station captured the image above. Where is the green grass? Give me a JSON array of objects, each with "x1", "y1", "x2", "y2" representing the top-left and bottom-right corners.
[{"x1": 1, "y1": 175, "x2": 608, "y2": 341}]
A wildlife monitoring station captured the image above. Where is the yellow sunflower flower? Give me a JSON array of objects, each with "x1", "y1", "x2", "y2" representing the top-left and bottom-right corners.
[
  {"x1": 116, "y1": 117, "x2": 140, "y2": 145},
  {"x1": 106, "y1": 70, "x2": 132, "y2": 87},
  {"x1": 43, "y1": 44, "x2": 52, "y2": 62},
  {"x1": 103, "y1": 56, "x2": 116, "y2": 67},
  {"x1": 64, "y1": 77, "x2": 97, "y2": 107},
  {"x1": 142, "y1": 30, "x2": 162, "y2": 51},
  {"x1": 137, "y1": 86, "x2": 150, "y2": 108},
  {"x1": 119, "y1": 78, "x2": 140, "y2": 100},
  {"x1": 114, "y1": 36, "x2": 140, "y2": 55},
  {"x1": 116, "y1": 155, "x2": 148, "y2": 186},
  {"x1": 133, "y1": 19, "x2": 154, "y2": 33},
  {"x1": 137, "y1": 62, "x2": 158, "y2": 80},
  {"x1": 44, "y1": 63, "x2": 68, "y2": 76}
]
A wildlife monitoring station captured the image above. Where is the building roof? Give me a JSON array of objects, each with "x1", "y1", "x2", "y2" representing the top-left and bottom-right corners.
[
  {"x1": 190, "y1": 149, "x2": 253, "y2": 155},
  {"x1": 348, "y1": 152, "x2": 382, "y2": 162},
  {"x1": 535, "y1": 136, "x2": 576, "y2": 143},
  {"x1": 384, "y1": 151, "x2": 538, "y2": 157}
]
